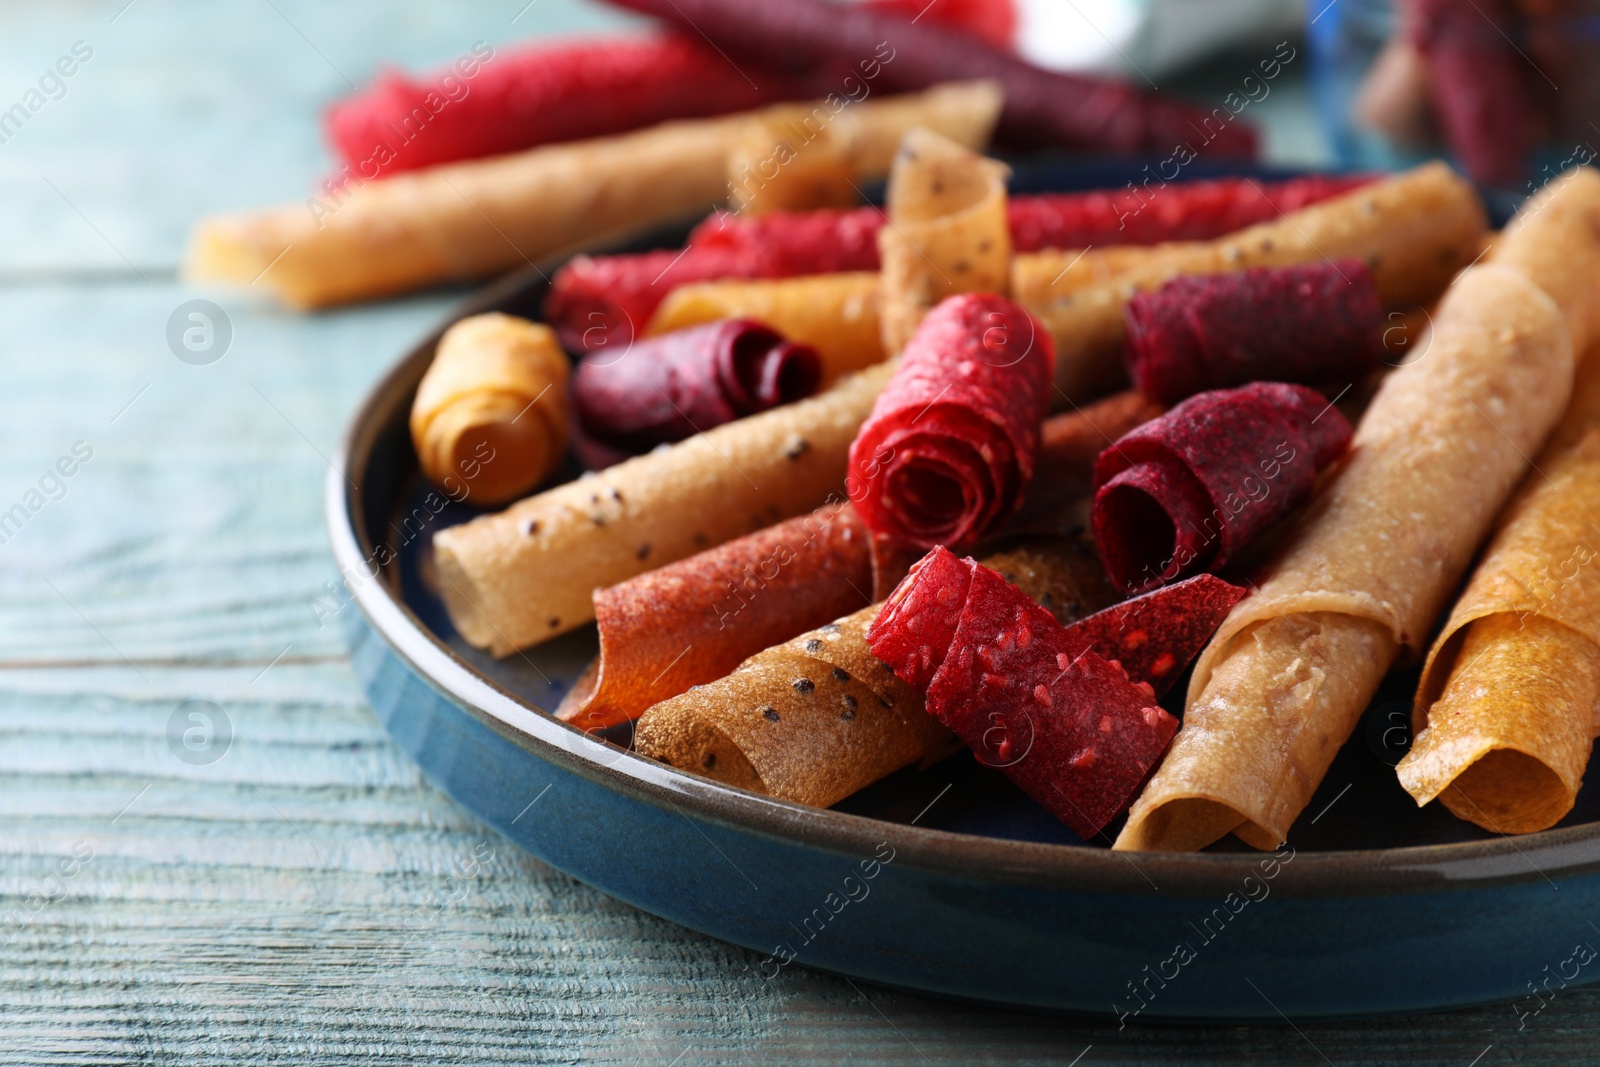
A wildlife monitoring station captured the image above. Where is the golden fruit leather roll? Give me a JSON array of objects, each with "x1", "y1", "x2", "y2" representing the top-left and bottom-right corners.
[
  {"x1": 185, "y1": 82, "x2": 1002, "y2": 310},
  {"x1": 1400, "y1": 349, "x2": 1600, "y2": 833},
  {"x1": 1022, "y1": 162, "x2": 1487, "y2": 401},
  {"x1": 1115, "y1": 167, "x2": 1600, "y2": 853},
  {"x1": 635, "y1": 539, "x2": 1120, "y2": 808},
  {"x1": 433, "y1": 361, "x2": 895, "y2": 656},
  {"x1": 876, "y1": 127, "x2": 1011, "y2": 354},
  {"x1": 409, "y1": 313, "x2": 568, "y2": 506},
  {"x1": 647, "y1": 272, "x2": 885, "y2": 385}
]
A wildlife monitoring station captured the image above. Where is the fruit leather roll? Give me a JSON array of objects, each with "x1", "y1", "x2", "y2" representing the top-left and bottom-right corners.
[
  {"x1": 433, "y1": 360, "x2": 895, "y2": 656},
  {"x1": 559, "y1": 390, "x2": 1160, "y2": 731},
  {"x1": 876, "y1": 128, "x2": 1011, "y2": 355},
  {"x1": 1024, "y1": 162, "x2": 1487, "y2": 402},
  {"x1": 646, "y1": 273, "x2": 885, "y2": 385},
  {"x1": 409, "y1": 313, "x2": 569, "y2": 506},
  {"x1": 1399, "y1": 350, "x2": 1600, "y2": 833},
  {"x1": 547, "y1": 175, "x2": 1372, "y2": 354},
  {"x1": 184, "y1": 82, "x2": 1000, "y2": 310},
  {"x1": 324, "y1": 35, "x2": 807, "y2": 179},
  {"x1": 604, "y1": 0, "x2": 1257, "y2": 156},
  {"x1": 572, "y1": 318, "x2": 821, "y2": 455},
  {"x1": 848, "y1": 293, "x2": 1053, "y2": 550},
  {"x1": 634, "y1": 539, "x2": 1119, "y2": 807},
  {"x1": 1114, "y1": 169, "x2": 1600, "y2": 853},
  {"x1": 1091, "y1": 384, "x2": 1353, "y2": 594},
  {"x1": 1123, "y1": 260, "x2": 1384, "y2": 405}
]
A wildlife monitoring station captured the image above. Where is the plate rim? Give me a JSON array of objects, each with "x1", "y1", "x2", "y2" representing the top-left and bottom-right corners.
[{"x1": 327, "y1": 207, "x2": 1600, "y2": 905}]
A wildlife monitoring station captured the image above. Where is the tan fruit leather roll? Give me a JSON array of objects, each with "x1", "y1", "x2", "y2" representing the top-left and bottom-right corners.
[
  {"x1": 1026, "y1": 162, "x2": 1487, "y2": 401},
  {"x1": 727, "y1": 110, "x2": 859, "y2": 217},
  {"x1": 409, "y1": 313, "x2": 568, "y2": 506},
  {"x1": 433, "y1": 361, "x2": 894, "y2": 656},
  {"x1": 647, "y1": 272, "x2": 885, "y2": 385},
  {"x1": 635, "y1": 540, "x2": 1120, "y2": 807},
  {"x1": 1400, "y1": 349, "x2": 1600, "y2": 833},
  {"x1": 1114, "y1": 168, "x2": 1600, "y2": 853},
  {"x1": 184, "y1": 82, "x2": 1003, "y2": 310},
  {"x1": 877, "y1": 127, "x2": 1012, "y2": 354}
]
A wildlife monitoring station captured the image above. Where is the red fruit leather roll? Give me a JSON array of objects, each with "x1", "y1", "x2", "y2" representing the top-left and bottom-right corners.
[
  {"x1": 545, "y1": 245, "x2": 758, "y2": 355},
  {"x1": 1092, "y1": 383, "x2": 1353, "y2": 594},
  {"x1": 545, "y1": 177, "x2": 1371, "y2": 354},
  {"x1": 558, "y1": 501, "x2": 878, "y2": 731},
  {"x1": 602, "y1": 0, "x2": 1257, "y2": 156},
  {"x1": 847, "y1": 293, "x2": 1054, "y2": 549},
  {"x1": 1123, "y1": 259, "x2": 1384, "y2": 405},
  {"x1": 866, "y1": 548, "x2": 1179, "y2": 838},
  {"x1": 573, "y1": 318, "x2": 822, "y2": 454},
  {"x1": 1006, "y1": 174, "x2": 1374, "y2": 253},
  {"x1": 1407, "y1": 0, "x2": 1534, "y2": 188},
  {"x1": 324, "y1": 34, "x2": 806, "y2": 179}
]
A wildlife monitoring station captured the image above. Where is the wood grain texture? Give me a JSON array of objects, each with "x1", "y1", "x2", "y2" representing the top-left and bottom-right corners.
[{"x1": 1, "y1": 1, "x2": 1592, "y2": 1064}]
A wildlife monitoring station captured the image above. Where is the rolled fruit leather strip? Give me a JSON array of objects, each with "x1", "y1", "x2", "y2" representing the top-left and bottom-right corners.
[
  {"x1": 1399, "y1": 346, "x2": 1600, "y2": 833},
  {"x1": 1114, "y1": 167, "x2": 1600, "y2": 853},
  {"x1": 848, "y1": 293, "x2": 1053, "y2": 550},
  {"x1": 561, "y1": 390, "x2": 1161, "y2": 730},
  {"x1": 1091, "y1": 383, "x2": 1354, "y2": 594},
  {"x1": 409, "y1": 313, "x2": 570, "y2": 506},
  {"x1": 433, "y1": 360, "x2": 895, "y2": 656},
  {"x1": 876, "y1": 127, "x2": 1011, "y2": 355},
  {"x1": 633, "y1": 537, "x2": 1119, "y2": 807},
  {"x1": 571, "y1": 318, "x2": 821, "y2": 455}
]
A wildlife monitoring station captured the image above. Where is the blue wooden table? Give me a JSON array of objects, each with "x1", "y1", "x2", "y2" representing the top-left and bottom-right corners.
[{"x1": 1, "y1": 1, "x2": 1590, "y2": 1063}]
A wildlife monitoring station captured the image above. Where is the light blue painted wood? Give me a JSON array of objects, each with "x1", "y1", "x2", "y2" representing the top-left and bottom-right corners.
[{"x1": 0, "y1": 2, "x2": 1566, "y2": 1064}]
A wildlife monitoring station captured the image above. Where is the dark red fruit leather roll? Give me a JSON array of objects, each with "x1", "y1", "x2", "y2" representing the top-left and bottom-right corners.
[
  {"x1": 545, "y1": 177, "x2": 1372, "y2": 355},
  {"x1": 602, "y1": 0, "x2": 1257, "y2": 156},
  {"x1": 573, "y1": 318, "x2": 821, "y2": 454},
  {"x1": 324, "y1": 34, "x2": 808, "y2": 179},
  {"x1": 847, "y1": 294, "x2": 1053, "y2": 550},
  {"x1": 866, "y1": 547, "x2": 1179, "y2": 838},
  {"x1": 1092, "y1": 383, "x2": 1353, "y2": 593},
  {"x1": 1407, "y1": 0, "x2": 1535, "y2": 189},
  {"x1": 1124, "y1": 258, "x2": 1384, "y2": 405}
]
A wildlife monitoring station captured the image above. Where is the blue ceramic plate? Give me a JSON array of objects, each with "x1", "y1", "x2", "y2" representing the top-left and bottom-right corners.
[{"x1": 327, "y1": 159, "x2": 1600, "y2": 1020}]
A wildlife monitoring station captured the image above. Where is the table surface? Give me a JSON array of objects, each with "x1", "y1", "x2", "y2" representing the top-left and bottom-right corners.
[{"x1": 2, "y1": 1, "x2": 1592, "y2": 1064}]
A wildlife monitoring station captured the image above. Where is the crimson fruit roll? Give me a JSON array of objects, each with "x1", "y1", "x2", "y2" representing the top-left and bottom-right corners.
[
  {"x1": 573, "y1": 318, "x2": 822, "y2": 454},
  {"x1": 324, "y1": 35, "x2": 805, "y2": 179},
  {"x1": 1124, "y1": 258, "x2": 1384, "y2": 405},
  {"x1": 847, "y1": 293, "x2": 1053, "y2": 550},
  {"x1": 603, "y1": 0, "x2": 1256, "y2": 156},
  {"x1": 1006, "y1": 174, "x2": 1373, "y2": 254},
  {"x1": 866, "y1": 548, "x2": 1179, "y2": 839},
  {"x1": 1092, "y1": 383, "x2": 1353, "y2": 594},
  {"x1": 545, "y1": 176, "x2": 1370, "y2": 355}
]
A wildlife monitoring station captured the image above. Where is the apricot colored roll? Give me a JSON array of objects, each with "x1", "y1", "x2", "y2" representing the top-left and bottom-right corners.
[
  {"x1": 1024, "y1": 162, "x2": 1487, "y2": 402},
  {"x1": 1399, "y1": 350, "x2": 1600, "y2": 833},
  {"x1": 1114, "y1": 168, "x2": 1600, "y2": 852},
  {"x1": 183, "y1": 82, "x2": 1001, "y2": 310},
  {"x1": 634, "y1": 538, "x2": 1119, "y2": 807},
  {"x1": 877, "y1": 127, "x2": 1011, "y2": 355},
  {"x1": 409, "y1": 313, "x2": 570, "y2": 506},
  {"x1": 646, "y1": 272, "x2": 885, "y2": 384},
  {"x1": 433, "y1": 360, "x2": 894, "y2": 656},
  {"x1": 726, "y1": 110, "x2": 860, "y2": 217}
]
